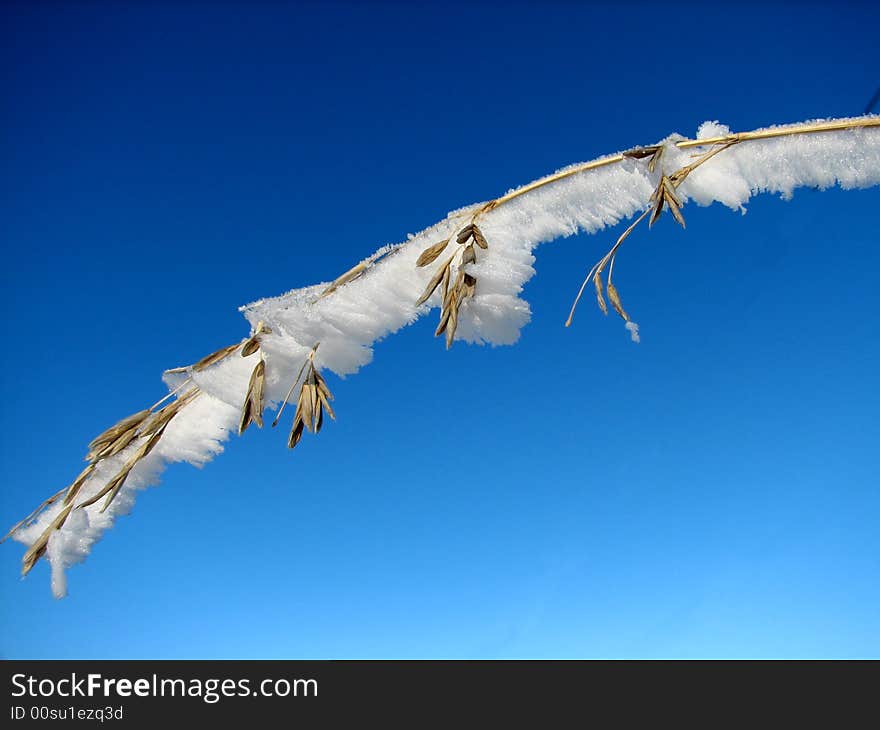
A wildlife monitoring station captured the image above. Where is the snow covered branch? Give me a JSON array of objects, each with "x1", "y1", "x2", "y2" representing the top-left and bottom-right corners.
[{"x1": 5, "y1": 115, "x2": 879, "y2": 597}]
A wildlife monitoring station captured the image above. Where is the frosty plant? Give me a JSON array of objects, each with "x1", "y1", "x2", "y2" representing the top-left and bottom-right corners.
[
  {"x1": 4, "y1": 115, "x2": 880, "y2": 597},
  {"x1": 414, "y1": 221, "x2": 489, "y2": 348},
  {"x1": 566, "y1": 138, "x2": 739, "y2": 333},
  {"x1": 272, "y1": 343, "x2": 336, "y2": 450}
]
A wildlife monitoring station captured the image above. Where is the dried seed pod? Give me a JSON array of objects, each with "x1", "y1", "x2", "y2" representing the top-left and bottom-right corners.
[
  {"x1": 460, "y1": 243, "x2": 476, "y2": 267},
  {"x1": 647, "y1": 145, "x2": 665, "y2": 173},
  {"x1": 76, "y1": 466, "x2": 133, "y2": 512},
  {"x1": 139, "y1": 405, "x2": 174, "y2": 437},
  {"x1": 440, "y1": 261, "x2": 452, "y2": 302},
  {"x1": 463, "y1": 273, "x2": 477, "y2": 299},
  {"x1": 314, "y1": 371, "x2": 334, "y2": 402},
  {"x1": 87, "y1": 409, "x2": 152, "y2": 454},
  {"x1": 302, "y1": 383, "x2": 315, "y2": 432},
  {"x1": 649, "y1": 197, "x2": 664, "y2": 227},
  {"x1": 661, "y1": 179, "x2": 686, "y2": 227},
  {"x1": 241, "y1": 338, "x2": 261, "y2": 357},
  {"x1": 2, "y1": 487, "x2": 67, "y2": 543},
  {"x1": 415, "y1": 255, "x2": 454, "y2": 306},
  {"x1": 318, "y1": 260, "x2": 369, "y2": 299},
  {"x1": 241, "y1": 322, "x2": 272, "y2": 357},
  {"x1": 649, "y1": 177, "x2": 668, "y2": 227},
  {"x1": 76, "y1": 426, "x2": 168, "y2": 513},
  {"x1": 472, "y1": 225, "x2": 489, "y2": 250},
  {"x1": 623, "y1": 145, "x2": 659, "y2": 160},
  {"x1": 21, "y1": 503, "x2": 74, "y2": 577},
  {"x1": 194, "y1": 343, "x2": 240, "y2": 372},
  {"x1": 623, "y1": 149, "x2": 649, "y2": 159},
  {"x1": 665, "y1": 194, "x2": 686, "y2": 228},
  {"x1": 438, "y1": 270, "x2": 471, "y2": 347},
  {"x1": 416, "y1": 238, "x2": 451, "y2": 267},
  {"x1": 250, "y1": 361, "x2": 266, "y2": 429},
  {"x1": 109, "y1": 426, "x2": 142, "y2": 455},
  {"x1": 288, "y1": 417, "x2": 304, "y2": 449},
  {"x1": 97, "y1": 469, "x2": 135, "y2": 513},
  {"x1": 662, "y1": 176, "x2": 683, "y2": 207},
  {"x1": 315, "y1": 247, "x2": 404, "y2": 301},
  {"x1": 455, "y1": 224, "x2": 474, "y2": 243},
  {"x1": 100, "y1": 429, "x2": 161, "y2": 510},
  {"x1": 434, "y1": 300, "x2": 453, "y2": 336},
  {"x1": 141, "y1": 390, "x2": 197, "y2": 437},
  {"x1": 63, "y1": 464, "x2": 97, "y2": 505},
  {"x1": 445, "y1": 295, "x2": 460, "y2": 349},
  {"x1": 606, "y1": 282, "x2": 629, "y2": 321},
  {"x1": 239, "y1": 360, "x2": 266, "y2": 434},
  {"x1": 314, "y1": 393, "x2": 324, "y2": 434},
  {"x1": 593, "y1": 271, "x2": 608, "y2": 315},
  {"x1": 292, "y1": 383, "x2": 307, "y2": 432},
  {"x1": 317, "y1": 388, "x2": 335, "y2": 421},
  {"x1": 442, "y1": 270, "x2": 463, "y2": 312},
  {"x1": 101, "y1": 428, "x2": 167, "y2": 512}
]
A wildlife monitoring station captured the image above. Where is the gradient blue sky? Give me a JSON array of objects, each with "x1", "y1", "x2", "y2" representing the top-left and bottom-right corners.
[{"x1": 1, "y1": 1, "x2": 878, "y2": 658}]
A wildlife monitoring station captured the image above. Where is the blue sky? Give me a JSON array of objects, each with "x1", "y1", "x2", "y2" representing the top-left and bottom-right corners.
[{"x1": 1, "y1": 1, "x2": 878, "y2": 658}]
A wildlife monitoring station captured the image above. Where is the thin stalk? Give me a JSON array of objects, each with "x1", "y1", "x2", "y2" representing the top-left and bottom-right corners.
[
  {"x1": 565, "y1": 209, "x2": 650, "y2": 327},
  {"x1": 487, "y1": 117, "x2": 880, "y2": 215}
]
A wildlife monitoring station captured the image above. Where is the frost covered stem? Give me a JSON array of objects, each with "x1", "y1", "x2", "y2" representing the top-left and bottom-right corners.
[{"x1": 485, "y1": 117, "x2": 880, "y2": 216}]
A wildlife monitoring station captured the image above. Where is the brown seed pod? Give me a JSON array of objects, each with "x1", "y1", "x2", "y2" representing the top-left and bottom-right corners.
[
  {"x1": 623, "y1": 145, "x2": 657, "y2": 160},
  {"x1": 455, "y1": 224, "x2": 475, "y2": 243},
  {"x1": 416, "y1": 255, "x2": 455, "y2": 306},
  {"x1": 606, "y1": 281, "x2": 629, "y2": 321},
  {"x1": 278, "y1": 346, "x2": 336, "y2": 450},
  {"x1": 87, "y1": 409, "x2": 152, "y2": 455},
  {"x1": 318, "y1": 261, "x2": 369, "y2": 299},
  {"x1": 63, "y1": 464, "x2": 97, "y2": 506},
  {"x1": 239, "y1": 359, "x2": 266, "y2": 435},
  {"x1": 21, "y1": 503, "x2": 74, "y2": 577},
  {"x1": 416, "y1": 238, "x2": 451, "y2": 267},
  {"x1": 193, "y1": 343, "x2": 240, "y2": 372},
  {"x1": 241, "y1": 338, "x2": 261, "y2": 357},
  {"x1": 460, "y1": 243, "x2": 476, "y2": 267},
  {"x1": 463, "y1": 273, "x2": 477, "y2": 299},
  {"x1": 647, "y1": 145, "x2": 665, "y2": 173},
  {"x1": 471, "y1": 225, "x2": 489, "y2": 250},
  {"x1": 241, "y1": 321, "x2": 272, "y2": 358},
  {"x1": 593, "y1": 271, "x2": 608, "y2": 315}
]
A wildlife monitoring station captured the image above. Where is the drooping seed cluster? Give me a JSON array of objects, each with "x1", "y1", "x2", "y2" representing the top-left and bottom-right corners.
[
  {"x1": 567, "y1": 140, "x2": 741, "y2": 328},
  {"x1": 287, "y1": 359, "x2": 334, "y2": 449},
  {"x1": 272, "y1": 343, "x2": 335, "y2": 449},
  {"x1": 9, "y1": 387, "x2": 201, "y2": 577},
  {"x1": 415, "y1": 221, "x2": 488, "y2": 348},
  {"x1": 5, "y1": 321, "x2": 281, "y2": 577}
]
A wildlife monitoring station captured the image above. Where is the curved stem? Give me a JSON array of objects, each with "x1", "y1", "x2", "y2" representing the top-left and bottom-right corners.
[
  {"x1": 485, "y1": 117, "x2": 880, "y2": 217},
  {"x1": 565, "y1": 208, "x2": 650, "y2": 327}
]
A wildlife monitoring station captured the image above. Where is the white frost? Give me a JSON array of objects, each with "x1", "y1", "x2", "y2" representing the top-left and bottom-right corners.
[{"x1": 625, "y1": 321, "x2": 641, "y2": 344}]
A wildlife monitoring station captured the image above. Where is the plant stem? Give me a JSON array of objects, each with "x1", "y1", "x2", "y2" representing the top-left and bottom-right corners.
[{"x1": 485, "y1": 117, "x2": 880, "y2": 215}]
